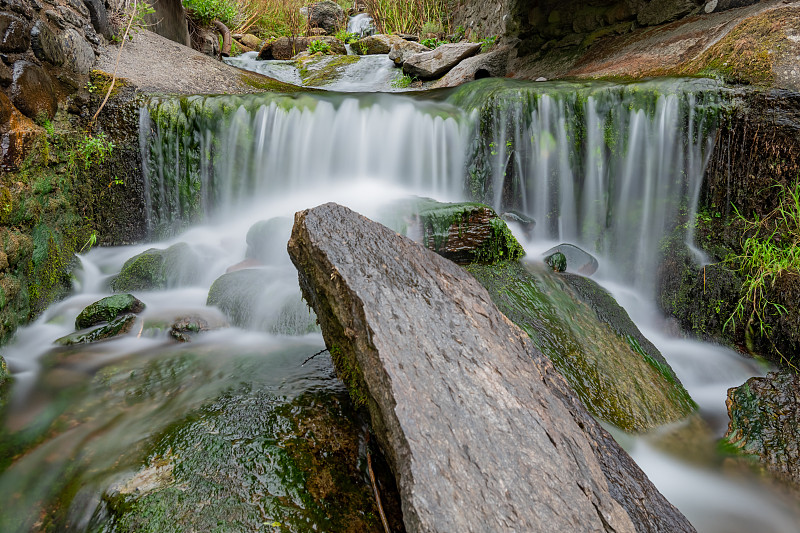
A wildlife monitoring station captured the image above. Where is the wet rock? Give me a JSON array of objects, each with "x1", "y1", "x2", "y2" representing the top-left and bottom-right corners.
[
  {"x1": 258, "y1": 36, "x2": 345, "y2": 60},
  {"x1": 245, "y1": 217, "x2": 292, "y2": 264},
  {"x1": 306, "y1": 0, "x2": 345, "y2": 35},
  {"x1": 387, "y1": 40, "x2": 429, "y2": 66},
  {"x1": 0, "y1": 106, "x2": 46, "y2": 172},
  {"x1": 350, "y1": 33, "x2": 407, "y2": 55},
  {"x1": 31, "y1": 20, "x2": 65, "y2": 66},
  {"x1": 500, "y1": 210, "x2": 535, "y2": 239},
  {"x1": 544, "y1": 250, "x2": 567, "y2": 272},
  {"x1": 75, "y1": 294, "x2": 146, "y2": 329},
  {"x1": 169, "y1": 315, "x2": 211, "y2": 342},
  {"x1": 724, "y1": 370, "x2": 800, "y2": 486},
  {"x1": 543, "y1": 243, "x2": 599, "y2": 276},
  {"x1": 82, "y1": 0, "x2": 111, "y2": 40},
  {"x1": 297, "y1": 53, "x2": 359, "y2": 86},
  {"x1": 288, "y1": 203, "x2": 695, "y2": 531},
  {"x1": 637, "y1": 0, "x2": 701, "y2": 26},
  {"x1": 387, "y1": 198, "x2": 524, "y2": 265},
  {"x1": 432, "y1": 46, "x2": 510, "y2": 88},
  {"x1": 207, "y1": 268, "x2": 317, "y2": 335},
  {"x1": 469, "y1": 260, "x2": 695, "y2": 433},
  {"x1": 109, "y1": 243, "x2": 201, "y2": 292},
  {"x1": 61, "y1": 28, "x2": 95, "y2": 74},
  {"x1": 0, "y1": 11, "x2": 29, "y2": 52},
  {"x1": 403, "y1": 42, "x2": 481, "y2": 80},
  {"x1": 55, "y1": 314, "x2": 139, "y2": 346},
  {"x1": 9, "y1": 60, "x2": 57, "y2": 119}
]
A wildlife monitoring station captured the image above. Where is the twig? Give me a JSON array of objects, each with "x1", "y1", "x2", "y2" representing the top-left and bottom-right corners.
[
  {"x1": 301, "y1": 347, "x2": 328, "y2": 366},
  {"x1": 366, "y1": 432, "x2": 390, "y2": 533},
  {"x1": 91, "y1": 0, "x2": 137, "y2": 125}
]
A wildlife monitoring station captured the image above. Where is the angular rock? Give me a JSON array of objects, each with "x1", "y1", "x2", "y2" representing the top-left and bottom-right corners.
[
  {"x1": 0, "y1": 99, "x2": 46, "y2": 171},
  {"x1": 9, "y1": 61, "x2": 57, "y2": 120},
  {"x1": 31, "y1": 20, "x2": 65, "y2": 66},
  {"x1": 61, "y1": 28, "x2": 95, "y2": 74},
  {"x1": 386, "y1": 198, "x2": 524, "y2": 265},
  {"x1": 350, "y1": 33, "x2": 407, "y2": 55},
  {"x1": 44, "y1": 9, "x2": 65, "y2": 29},
  {"x1": 0, "y1": 61, "x2": 11, "y2": 86},
  {"x1": 258, "y1": 36, "x2": 345, "y2": 60},
  {"x1": 0, "y1": 11, "x2": 29, "y2": 52},
  {"x1": 725, "y1": 370, "x2": 800, "y2": 486},
  {"x1": 109, "y1": 243, "x2": 201, "y2": 292},
  {"x1": 469, "y1": 260, "x2": 695, "y2": 432},
  {"x1": 543, "y1": 243, "x2": 599, "y2": 276},
  {"x1": 75, "y1": 293, "x2": 146, "y2": 329},
  {"x1": 432, "y1": 47, "x2": 510, "y2": 88},
  {"x1": 403, "y1": 42, "x2": 481, "y2": 80},
  {"x1": 57, "y1": 5, "x2": 84, "y2": 29},
  {"x1": 288, "y1": 203, "x2": 695, "y2": 532},
  {"x1": 387, "y1": 39, "x2": 430, "y2": 66},
  {"x1": 67, "y1": 0, "x2": 89, "y2": 19},
  {"x1": 306, "y1": 0, "x2": 345, "y2": 35},
  {"x1": 55, "y1": 314, "x2": 139, "y2": 346},
  {"x1": 82, "y1": 0, "x2": 111, "y2": 40}
]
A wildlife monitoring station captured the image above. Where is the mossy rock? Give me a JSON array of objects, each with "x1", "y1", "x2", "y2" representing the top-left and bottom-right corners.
[
  {"x1": 55, "y1": 314, "x2": 139, "y2": 346},
  {"x1": 545, "y1": 251, "x2": 567, "y2": 272},
  {"x1": 467, "y1": 260, "x2": 696, "y2": 432},
  {"x1": 245, "y1": 217, "x2": 293, "y2": 264},
  {"x1": 297, "y1": 54, "x2": 361, "y2": 87},
  {"x1": 383, "y1": 197, "x2": 525, "y2": 265},
  {"x1": 109, "y1": 243, "x2": 200, "y2": 292},
  {"x1": 75, "y1": 294, "x2": 146, "y2": 329}
]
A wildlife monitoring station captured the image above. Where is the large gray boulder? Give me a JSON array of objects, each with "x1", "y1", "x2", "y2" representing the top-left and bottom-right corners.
[
  {"x1": 306, "y1": 0, "x2": 345, "y2": 35},
  {"x1": 387, "y1": 40, "x2": 430, "y2": 66},
  {"x1": 288, "y1": 203, "x2": 695, "y2": 532},
  {"x1": 432, "y1": 47, "x2": 510, "y2": 88},
  {"x1": 403, "y1": 42, "x2": 481, "y2": 80}
]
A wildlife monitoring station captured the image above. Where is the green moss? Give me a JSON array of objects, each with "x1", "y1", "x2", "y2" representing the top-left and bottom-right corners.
[
  {"x1": 329, "y1": 344, "x2": 369, "y2": 408},
  {"x1": 298, "y1": 55, "x2": 360, "y2": 87},
  {"x1": 473, "y1": 217, "x2": 525, "y2": 264}
]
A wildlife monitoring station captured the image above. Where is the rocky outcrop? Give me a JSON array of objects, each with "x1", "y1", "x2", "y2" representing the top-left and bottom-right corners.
[
  {"x1": 305, "y1": 0, "x2": 345, "y2": 35},
  {"x1": 724, "y1": 370, "x2": 800, "y2": 487},
  {"x1": 288, "y1": 202, "x2": 695, "y2": 532},
  {"x1": 75, "y1": 293, "x2": 145, "y2": 329},
  {"x1": 403, "y1": 42, "x2": 481, "y2": 80},
  {"x1": 387, "y1": 39, "x2": 430, "y2": 66},
  {"x1": 258, "y1": 35, "x2": 345, "y2": 60},
  {"x1": 432, "y1": 47, "x2": 510, "y2": 88}
]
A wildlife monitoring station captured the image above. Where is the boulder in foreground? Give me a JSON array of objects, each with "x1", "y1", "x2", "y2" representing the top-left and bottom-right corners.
[{"x1": 288, "y1": 203, "x2": 694, "y2": 532}]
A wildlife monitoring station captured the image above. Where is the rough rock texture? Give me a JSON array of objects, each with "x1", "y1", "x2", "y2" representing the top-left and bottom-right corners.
[
  {"x1": 705, "y1": 0, "x2": 762, "y2": 13},
  {"x1": 9, "y1": 60, "x2": 57, "y2": 119},
  {"x1": 75, "y1": 293, "x2": 146, "y2": 329},
  {"x1": 403, "y1": 42, "x2": 481, "y2": 80},
  {"x1": 350, "y1": 33, "x2": 407, "y2": 55},
  {"x1": 432, "y1": 47, "x2": 510, "y2": 88},
  {"x1": 637, "y1": 0, "x2": 700, "y2": 26},
  {"x1": 725, "y1": 370, "x2": 800, "y2": 486},
  {"x1": 387, "y1": 39, "x2": 430, "y2": 66},
  {"x1": 306, "y1": 0, "x2": 345, "y2": 35},
  {"x1": 468, "y1": 260, "x2": 696, "y2": 433},
  {"x1": 258, "y1": 35, "x2": 345, "y2": 60},
  {"x1": 288, "y1": 203, "x2": 695, "y2": 532},
  {"x1": 143, "y1": 0, "x2": 190, "y2": 46}
]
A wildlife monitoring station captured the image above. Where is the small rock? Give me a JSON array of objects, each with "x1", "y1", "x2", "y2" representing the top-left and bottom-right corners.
[
  {"x1": 545, "y1": 251, "x2": 567, "y2": 272},
  {"x1": 388, "y1": 40, "x2": 430, "y2": 66},
  {"x1": 55, "y1": 314, "x2": 139, "y2": 346},
  {"x1": 9, "y1": 61, "x2": 57, "y2": 120},
  {"x1": 542, "y1": 244, "x2": 599, "y2": 276},
  {"x1": 306, "y1": 0, "x2": 345, "y2": 35},
  {"x1": 395, "y1": 33, "x2": 418, "y2": 42},
  {"x1": 308, "y1": 27, "x2": 326, "y2": 36},
  {"x1": 44, "y1": 9, "x2": 65, "y2": 29},
  {"x1": 0, "y1": 61, "x2": 11, "y2": 86},
  {"x1": 535, "y1": 76, "x2": 547, "y2": 82},
  {"x1": 402, "y1": 42, "x2": 481, "y2": 80},
  {"x1": 0, "y1": 11, "x2": 30, "y2": 52},
  {"x1": 169, "y1": 315, "x2": 210, "y2": 342},
  {"x1": 75, "y1": 293, "x2": 146, "y2": 329},
  {"x1": 67, "y1": 0, "x2": 90, "y2": 19}
]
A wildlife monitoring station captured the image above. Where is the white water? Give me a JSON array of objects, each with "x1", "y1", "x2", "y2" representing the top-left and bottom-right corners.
[
  {"x1": 2, "y1": 78, "x2": 799, "y2": 531},
  {"x1": 347, "y1": 13, "x2": 374, "y2": 37}
]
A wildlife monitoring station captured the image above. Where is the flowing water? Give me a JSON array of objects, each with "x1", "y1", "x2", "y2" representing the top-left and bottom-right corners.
[{"x1": 1, "y1": 77, "x2": 798, "y2": 531}]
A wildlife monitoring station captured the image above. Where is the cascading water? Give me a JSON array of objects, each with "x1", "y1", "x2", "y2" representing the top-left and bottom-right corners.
[
  {"x1": 347, "y1": 13, "x2": 374, "y2": 37},
  {"x1": 1, "y1": 78, "x2": 798, "y2": 532}
]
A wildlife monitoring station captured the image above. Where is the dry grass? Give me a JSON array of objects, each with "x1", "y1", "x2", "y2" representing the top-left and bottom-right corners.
[{"x1": 363, "y1": 0, "x2": 450, "y2": 35}]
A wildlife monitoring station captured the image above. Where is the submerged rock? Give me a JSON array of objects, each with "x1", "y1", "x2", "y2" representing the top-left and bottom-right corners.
[
  {"x1": 75, "y1": 294, "x2": 146, "y2": 329},
  {"x1": 402, "y1": 42, "x2": 481, "y2": 80},
  {"x1": 109, "y1": 243, "x2": 200, "y2": 292},
  {"x1": 500, "y1": 210, "x2": 535, "y2": 238},
  {"x1": 724, "y1": 370, "x2": 800, "y2": 487},
  {"x1": 468, "y1": 260, "x2": 695, "y2": 433},
  {"x1": 245, "y1": 217, "x2": 293, "y2": 264},
  {"x1": 288, "y1": 202, "x2": 695, "y2": 532},
  {"x1": 385, "y1": 198, "x2": 524, "y2": 265},
  {"x1": 55, "y1": 314, "x2": 139, "y2": 346}
]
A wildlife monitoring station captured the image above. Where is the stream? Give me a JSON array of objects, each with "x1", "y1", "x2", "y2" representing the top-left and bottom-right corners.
[{"x1": 1, "y1": 77, "x2": 799, "y2": 531}]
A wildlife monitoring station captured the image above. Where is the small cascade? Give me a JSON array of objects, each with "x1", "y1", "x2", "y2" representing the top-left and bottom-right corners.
[{"x1": 347, "y1": 12, "x2": 374, "y2": 37}]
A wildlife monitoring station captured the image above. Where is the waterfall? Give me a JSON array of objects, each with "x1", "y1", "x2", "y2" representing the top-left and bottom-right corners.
[{"x1": 140, "y1": 78, "x2": 725, "y2": 293}]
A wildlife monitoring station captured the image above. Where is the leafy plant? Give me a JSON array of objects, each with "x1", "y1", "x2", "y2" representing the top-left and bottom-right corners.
[
  {"x1": 183, "y1": 0, "x2": 238, "y2": 26},
  {"x1": 420, "y1": 37, "x2": 444, "y2": 49},
  {"x1": 480, "y1": 35, "x2": 497, "y2": 52},
  {"x1": 391, "y1": 74, "x2": 416, "y2": 88},
  {"x1": 334, "y1": 29, "x2": 359, "y2": 44},
  {"x1": 70, "y1": 133, "x2": 116, "y2": 171},
  {"x1": 307, "y1": 39, "x2": 331, "y2": 54},
  {"x1": 450, "y1": 25, "x2": 465, "y2": 42}
]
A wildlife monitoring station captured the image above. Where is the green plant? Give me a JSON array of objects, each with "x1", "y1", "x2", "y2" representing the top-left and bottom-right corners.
[
  {"x1": 80, "y1": 231, "x2": 97, "y2": 254},
  {"x1": 307, "y1": 39, "x2": 331, "y2": 54},
  {"x1": 420, "y1": 20, "x2": 443, "y2": 35},
  {"x1": 334, "y1": 29, "x2": 359, "y2": 44},
  {"x1": 724, "y1": 180, "x2": 800, "y2": 369},
  {"x1": 420, "y1": 37, "x2": 445, "y2": 49},
  {"x1": 362, "y1": 0, "x2": 449, "y2": 35},
  {"x1": 70, "y1": 133, "x2": 115, "y2": 171},
  {"x1": 183, "y1": 0, "x2": 238, "y2": 26},
  {"x1": 391, "y1": 74, "x2": 416, "y2": 88},
  {"x1": 450, "y1": 25, "x2": 465, "y2": 42},
  {"x1": 480, "y1": 35, "x2": 497, "y2": 52}
]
